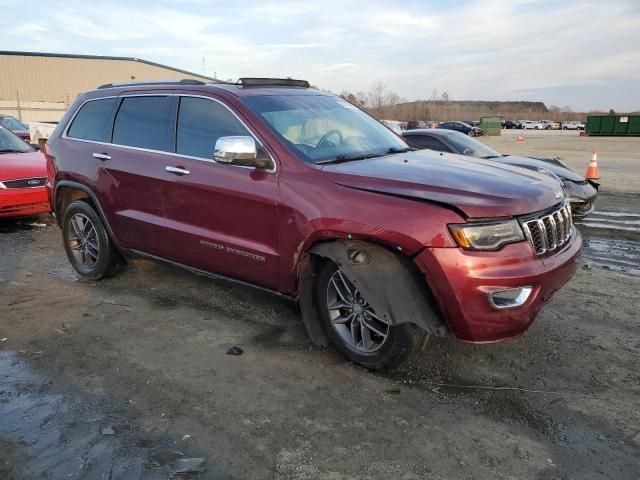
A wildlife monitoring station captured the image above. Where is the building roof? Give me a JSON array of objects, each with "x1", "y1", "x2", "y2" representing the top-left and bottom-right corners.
[{"x1": 0, "y1": 50, "x2": 217, "y2": 82}]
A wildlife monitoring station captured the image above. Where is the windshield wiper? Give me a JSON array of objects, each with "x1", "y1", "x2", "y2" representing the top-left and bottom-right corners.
[
  {"x1": 386, "y1": 147, "x2": 413, "y2": 154},
  {"x1": 315, "y1": 151, "x2": 386, "y2": 165},
  {"x1": 0, "y1": 149, "x2": 25, "y2": 153},
  {"x1": 315, "y1": 147, "x2": 413, "y2": 165},
  {"x1": 482, "y1": 155, "x2": 502, "y2": 159}
]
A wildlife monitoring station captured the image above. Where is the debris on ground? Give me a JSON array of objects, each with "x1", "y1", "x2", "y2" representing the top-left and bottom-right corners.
[
  {"x1": 226, "y1": 346, "x2": 243, "y2": 355},
  {"x1": 172, "y1": 457, "x2": 206, "y2": 475}
]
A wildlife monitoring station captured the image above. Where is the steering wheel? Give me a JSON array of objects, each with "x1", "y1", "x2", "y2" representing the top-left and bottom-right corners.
[{"x1": 317, "y1": 129, "x2": 343, "y2": 149}]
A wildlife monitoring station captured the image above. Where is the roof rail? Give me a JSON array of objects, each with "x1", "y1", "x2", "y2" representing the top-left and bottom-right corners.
[
  {"x1": 237, "y1": 78, "x2": 310, "y2": 88},
  {"x1": 97, "y1": 79, "x2": 207, "y2": 89}
]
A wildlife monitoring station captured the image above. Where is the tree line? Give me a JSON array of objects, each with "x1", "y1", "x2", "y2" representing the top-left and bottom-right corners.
[{"x1": 338, "y1": 81, "x2": 618, "y2": 123}]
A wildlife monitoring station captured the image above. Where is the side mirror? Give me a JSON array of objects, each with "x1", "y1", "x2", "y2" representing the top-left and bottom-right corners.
[{"x1": 213, "y1": 136, "x2": 273, "y2": 170}]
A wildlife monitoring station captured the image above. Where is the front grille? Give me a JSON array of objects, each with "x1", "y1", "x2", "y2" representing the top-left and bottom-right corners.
[
  {"x1": 1, "y1": 177, "x2": 46, "y2": 189},
  {"x1": 521, "y1": 202, "x2": 573, "y2": 256}
]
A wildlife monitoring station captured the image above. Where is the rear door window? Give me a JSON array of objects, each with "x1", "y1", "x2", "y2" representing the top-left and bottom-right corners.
[
  {"x1": 112, "y1": 96, "x2": 173, "y2": 151},
  {"x1": 405, "y1": 135, "x2": 451, "y2": 152},
  {"x1": 67, "y1": 98, "x2": 116, "y2": 142},
  {"x1": 176, "y1": 97, "x2": 249, "y2": 159}
]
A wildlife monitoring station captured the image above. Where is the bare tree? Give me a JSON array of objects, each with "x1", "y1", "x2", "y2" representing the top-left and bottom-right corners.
[
  {"x1": 339, "y1": 91, "x2": 366, "y2": 109},
  {"x1": 368, "y1": 81, "x2": 388, "y2": 111},
  {"x1": 355, "y1": 91, "x2": 368, "y2": 108},
  {"x1": 441, "y1": 92, "x2": 450, "y2": 102}
]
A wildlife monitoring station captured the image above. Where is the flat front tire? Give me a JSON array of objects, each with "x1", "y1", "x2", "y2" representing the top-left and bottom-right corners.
[
  {"x1": 314, "y1": 261, "x2": 427, "y2": 370},
  {"x1": 62, "y1": 200, "x2": 123, "y2": 280}
]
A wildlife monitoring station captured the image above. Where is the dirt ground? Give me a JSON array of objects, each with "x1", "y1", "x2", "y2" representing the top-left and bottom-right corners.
[{"x1": 1, "y1": 136, "x2": 639, "y2": 480}]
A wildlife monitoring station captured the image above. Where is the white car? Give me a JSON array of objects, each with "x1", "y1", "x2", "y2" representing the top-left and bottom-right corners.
[
  {"x1": 521, "y1": 120, "x2": 545, "y2": 130},
  {"x1": 540, "y1": 120, "x2": 560, "y2": 130},
  {"x1": 561, "y1": 121, "x2": 585, "y2": 130}
]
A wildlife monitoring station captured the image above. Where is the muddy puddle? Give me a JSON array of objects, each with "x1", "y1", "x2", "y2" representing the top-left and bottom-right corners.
[
  {"x1": 0, "y1": 351, "x2": 208, "y2": 480},
  {"x1": 580, "y1": 234, "x2": 640, "y2": 276}
]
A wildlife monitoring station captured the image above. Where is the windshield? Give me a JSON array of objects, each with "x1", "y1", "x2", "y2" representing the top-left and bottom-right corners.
[
  {"x1": 445, "y1": 131, "x2": 501, "y2": 159},
  {"x1": 0, "y1": 127, "x2": 33, "y2": 154},
  {"x1": 242, "y1": 94, "x2": 408, "y2": 163},
  {"x1": 0, "y1": 116, "x2": 28, "y2": 130}
]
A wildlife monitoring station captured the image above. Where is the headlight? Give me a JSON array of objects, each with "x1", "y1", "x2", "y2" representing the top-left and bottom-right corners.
[{"x1": 449, "y1": 219, "x2": 524, "y2": 250}]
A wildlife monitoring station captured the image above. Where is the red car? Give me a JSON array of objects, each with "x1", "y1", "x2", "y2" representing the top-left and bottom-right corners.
[
  {"x1": 46, "y1": 78, "x2": 581, "y2": 370},
  {"x1": 0, "y1": 126, "x2": 50, "y2": 218}
]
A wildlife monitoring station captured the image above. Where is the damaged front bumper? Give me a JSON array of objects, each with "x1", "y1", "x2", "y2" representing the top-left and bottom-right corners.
[
  {"x1": 413, "y1": 228, "x2": 582, "y2": 343},
  {"x1": 565, "y1": 180, "x2": 598, "y2": 218}
]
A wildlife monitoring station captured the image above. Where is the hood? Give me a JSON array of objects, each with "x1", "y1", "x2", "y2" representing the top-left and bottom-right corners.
[
  {"x1": 498, "y1": 155, "x2": 584, "y2": 182},
  {"x1": 321, "y1": 150, "x2": 564, "y2": 218},
  {"x1": 0, "y1": 151, "x2": 47, "y2": 182}
]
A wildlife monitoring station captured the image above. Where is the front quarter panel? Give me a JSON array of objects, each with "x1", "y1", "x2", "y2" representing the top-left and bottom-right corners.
[{"x1": 277, "y1": 167, "x2": 463, "y2": 293}]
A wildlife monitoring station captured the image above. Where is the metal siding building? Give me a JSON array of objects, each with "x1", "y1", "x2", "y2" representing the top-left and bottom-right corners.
[{"x1": 0, "y1": 51, "x2": 214, "y2": 122}]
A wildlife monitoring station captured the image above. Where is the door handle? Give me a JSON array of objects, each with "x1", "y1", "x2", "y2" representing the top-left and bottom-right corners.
[
  {"x1": 92, "y1": 152, "x2": 111, "y2": 161},
  {"x1": 165, "y1": 166, "x2": 190, "y2": 175}
]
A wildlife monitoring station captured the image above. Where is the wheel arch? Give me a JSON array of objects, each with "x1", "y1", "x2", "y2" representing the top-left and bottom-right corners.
[
  {"x1": 296, "y1": 236, "x2": 447, "y2": 347},
  {"x1": 54, "y1": 181, "x2": 122, "y2": 252}
]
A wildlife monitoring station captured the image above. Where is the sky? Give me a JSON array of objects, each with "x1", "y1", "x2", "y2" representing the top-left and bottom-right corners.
[{"x1": 2, "y1": 0, "x2": 640, "y2": 111}]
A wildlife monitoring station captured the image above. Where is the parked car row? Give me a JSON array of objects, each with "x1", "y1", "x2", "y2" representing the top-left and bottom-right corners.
[
  {"x1": 502, "y1": 119, "x2": 585, "y2": 130},
  {"x1": 404, "y1": 120, "x2": 484, "y2": 136}
]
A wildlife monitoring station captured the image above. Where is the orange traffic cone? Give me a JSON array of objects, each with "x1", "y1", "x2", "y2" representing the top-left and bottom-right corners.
[
  {"x1": 585, "y1": 149, "x2": 600, "y2": 180},
  {"x1": 517, "y1": 132, "x2": 525, "y2": 142}
]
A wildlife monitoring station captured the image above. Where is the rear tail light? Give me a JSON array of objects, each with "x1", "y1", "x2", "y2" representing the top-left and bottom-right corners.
[
  {"x1": 42, "y1": 141, "x2": 57, "y2": 212},
  {"x1": 42, "y1": 142, "x2": 56, "y2": 179}
]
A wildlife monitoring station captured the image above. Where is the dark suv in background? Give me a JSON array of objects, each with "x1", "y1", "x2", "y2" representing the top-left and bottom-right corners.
[
  {"x1": 45, "y1": 78, "x2": 581, "y2": 370},
  {"x1": 438, "y1": 120, "x2": 483, "y2": 136}
]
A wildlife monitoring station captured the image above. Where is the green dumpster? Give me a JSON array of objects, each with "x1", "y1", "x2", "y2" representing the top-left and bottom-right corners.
[
  {"x1": 586, "y1": 115, "x2": 640, "y2": 136},
  {"x1": 480, "y1": 116, "x2": 502, "y2": 136}
]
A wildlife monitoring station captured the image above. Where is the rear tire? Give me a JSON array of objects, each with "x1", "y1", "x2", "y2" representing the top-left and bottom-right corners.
[
  {"x1": 314, "y1": 261, "x2": 427, "y2": 370},
  {"x1": 62, "y1": 200, "x2": 123, "y2": 280}
]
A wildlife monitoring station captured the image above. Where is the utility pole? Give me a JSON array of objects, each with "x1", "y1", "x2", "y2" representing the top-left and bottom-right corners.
[{"x1": 16, "y1": 90, "x2": 22, "y2": 121}]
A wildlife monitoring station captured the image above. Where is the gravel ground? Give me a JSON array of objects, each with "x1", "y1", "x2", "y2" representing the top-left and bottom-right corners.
[{"x1": 1, "y1": 135, "x2": 639, "y2": 479}]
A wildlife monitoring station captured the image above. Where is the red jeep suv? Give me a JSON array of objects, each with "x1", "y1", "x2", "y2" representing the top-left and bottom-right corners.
[{"x1": 46, "y1": 78, "x2": 581, "y2": 370}]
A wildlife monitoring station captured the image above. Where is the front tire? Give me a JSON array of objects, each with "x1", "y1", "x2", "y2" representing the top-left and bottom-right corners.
[
  {"x1": 314, "y1": 261, "x2": 427, "y2": 370},
  {"x1": 62, "y1": 200, "x2": 123, "y2": 280}
]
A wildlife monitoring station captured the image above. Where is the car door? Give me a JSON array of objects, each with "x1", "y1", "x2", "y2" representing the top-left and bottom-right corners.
[
  {"x1": 96, "y1": 94, "x2": 176, "y2": 255},
  {"x1": 158, "y1": 95, "x2": 280, "y2": 289},
  {"x1": 452, "y1": 122, "x2": 465, "y2": 133}
]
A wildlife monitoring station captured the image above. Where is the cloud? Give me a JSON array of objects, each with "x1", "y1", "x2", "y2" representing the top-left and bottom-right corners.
[{"x1": 2, "y1": 0, "x2": 639, "y2": 110}]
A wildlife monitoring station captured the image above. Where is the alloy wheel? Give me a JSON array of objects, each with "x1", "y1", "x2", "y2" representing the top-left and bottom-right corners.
[
  {"x1": 326, "y1": 269, "x2": 390, "y2": 353},
  {"x1": 67, "y1": 213, "x2": 100, "y2": 269}
]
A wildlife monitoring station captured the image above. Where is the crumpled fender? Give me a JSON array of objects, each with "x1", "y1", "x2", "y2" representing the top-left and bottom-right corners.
[{"x1": 308, "y1": 240, "x2": 446, "y2": 339}]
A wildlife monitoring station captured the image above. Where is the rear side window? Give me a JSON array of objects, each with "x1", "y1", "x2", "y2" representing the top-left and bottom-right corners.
[
  {"x1": 67, "y1": 98, "x2": 116, "y2": 142},
  {"x1": 405, "y1": 135, "x2": 451, "y2": 152},
  {"x1": 112, "y1": 96, "x2": 172, "y2": 151},
  {"x1": 176, "y1": 97, "x2": 249, "y2": 159}
]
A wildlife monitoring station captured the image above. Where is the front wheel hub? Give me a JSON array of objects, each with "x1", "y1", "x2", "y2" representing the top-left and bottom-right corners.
[{"x1": 326, "y1": 269, "x2": 390, "y2": 353}]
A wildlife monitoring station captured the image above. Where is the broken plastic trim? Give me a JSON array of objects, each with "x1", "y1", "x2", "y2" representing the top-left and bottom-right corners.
[{"x1": 310, "y1": 239, "x2": 446, "y2": 336}]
